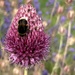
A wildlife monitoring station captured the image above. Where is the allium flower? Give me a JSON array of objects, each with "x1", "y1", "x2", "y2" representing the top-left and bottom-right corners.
[
  {"x1": 4, "y1": 4, "x2": 50, "y2": 68},
  {"x1": 42, "y1": 69, "x2": 48, "y2": 75},
  {"x1": 72, "y1": 25, "x2": 75, "y2": 30},
  {"x1": 69, "y1": 48, "x2": 75, "y2": 52},
  {"x1": 60, "y1": 16, "x2": 66, "y2": 23},
  {"x1": 1, "y1": 0, "x2": 12, "y2": 43},
  {"x1": 4, "y1": 0, "x2": 12, "y2": 12},
  {"x1": 48, "y1": 0, "x2": 55, "y2": 4},
  {"x1": 18, "y1": 0, "x2": 23, "y2": 8},
  {"x1": 33, "y1": 0, "x2": 42, "y2": 16}
]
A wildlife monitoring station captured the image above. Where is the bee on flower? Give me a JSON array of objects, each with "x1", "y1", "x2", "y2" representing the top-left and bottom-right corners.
[{"x1": 4, "y1": 3, "x2": 50, "y2": 68}]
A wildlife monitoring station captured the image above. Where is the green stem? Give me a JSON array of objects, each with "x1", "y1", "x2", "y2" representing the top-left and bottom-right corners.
[
  {"x1": 60, "y1": 21, "x2": 72, "y2": 75},
  {"x1": 50, "y1": 0, "x2": 57, "y2": 20},
  {"x1": 23, "y1": 0, "x2": 25, "y2": 4},
  {"x1": 24, "y1": 68, "x2": 28, "y2": 75},
  {"x1": 50, "y1": 15, "x2": 62, "y2": 75},
  {"x1": 51, "y1": 35, "x2": 63, "y2": 75}
]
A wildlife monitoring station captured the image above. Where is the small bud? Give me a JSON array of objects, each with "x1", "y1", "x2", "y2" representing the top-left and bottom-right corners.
[
  {"x1": 13, "y1": 67, "x2": 20, "y2": 74},
  {"x1": 64, "y1": 65, "x2": 70, "y2": 72},
  {"x1": 11, "y1": 1, "x2": 17, "y2": 7},
  {"x1": 57, "y1": 6, "x2": 64, "y2": 14},
  {"x1": 66, "y1": 0, "x2": 73, "y2": 4},
  {"x1": 0, "y1": 0, "x2": 4, "y2": 8},
  {"x1": 0, "y1": 59, "x2": 9, "y2": 69},
  {"x1": 0, "y1": 61, "x2": 6, "y2": 68},
  {"x1": 12, "y1": 8, "x2": 18, "y2": 16},
  {"x1": 67, "y1": 10, "x2": 74, "y2": 19},
  {"x1": 68, "y1": 37, "x2": 75, "y2": 45},
  {"x1": 58, "y1": 26, "x2": 66, "y2": 35},
  {"x1": 54, "y1": 54, "x2": 62, "y2": 62},
  {"x1": 43, "y1": 21, "x2": 47, "y2": 27},
  {"x1": 67, "y1": 10, "x2": 75, "y2": 19}
]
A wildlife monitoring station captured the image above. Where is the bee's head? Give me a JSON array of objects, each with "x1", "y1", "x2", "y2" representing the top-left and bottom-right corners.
[{"x1": 18, "y1": 17, "x2": 29, "y2": 36}]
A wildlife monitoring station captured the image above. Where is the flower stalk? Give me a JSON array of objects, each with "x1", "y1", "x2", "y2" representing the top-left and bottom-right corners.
[
  {"x1": 50, "y1": 14, "x2": 63, "y2": 75},
  {"x1": 24, "y1": 68, "x2": 28, "y2": 75},
  {"x1": 51, "y1": 35, "x2": 63, "y2": 75},
  {"x1": 50, "y1": 0, "x2": 57, "y2": 19},
  {"x1": 60, "y1": 21, "x2": 72, "y2": 75}
]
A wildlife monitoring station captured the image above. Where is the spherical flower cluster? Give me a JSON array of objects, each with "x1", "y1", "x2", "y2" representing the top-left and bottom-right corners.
[
  {"x1": 4, "y1": 4, "x2": 50, "y2": 68},
  {"x1": 42, "y1": 69, "x2": 48, "y2": 75}
]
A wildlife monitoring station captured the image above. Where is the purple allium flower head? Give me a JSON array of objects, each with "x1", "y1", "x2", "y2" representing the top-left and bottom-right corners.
[
  {"x1": 4, "y1": 0, "x2": 11, "y2": 7},
  {"x1": 60, "y1": 16, "x2": 66, "y2": 23},
  {"x1": 47, "y1": 20, "x2": 51, "y2": 24},
  {"x1": 42, "y1": 69, "x2": 48, "y2": 75},
  {"x1": 33, "y1": 3, "x2": 40, "y2": 11},
  {"x1": 72, "y1": 25, "x2": 75, "y2": 30},
  {"x1": 38, "y1": 10, "x2": 42, "y2": 15},
  {"x1": 18, "y1": 0, "x2": 23, "y2": 8},
  {"x1": 33, "y1": 0, "x2": 39, "y2": 3},
  {"x1": 4, "y1": 4, "x2": 50, "y2": 68},
  {"x1": 33, "y1": 0, "x2": 40, "y2": 11},
  {"x1": 46, "y1": 2, "x2": 50, "y2": 7},
  {"x1": 4, "y1": 15, "x2": 11, "y2": 24},
  {"x1": 52, "y1": 52, "x2": 56, "y2": 57},
  {"x1": 67, "y1": 6, "x2": 73, "y2": 11},
  {"x1": 48, "y1": 0, "x2": 55, "y2": 4},
  {"x1": 69, "y1": 48, "x2": 75, "y2": 52},
  {"x1": 18, "y1": 0, "x2": 23, "y2": 3},
  {"x1": 46, "y1": 11, "x2": 50, "y2": 15},
  {"x1": 4, "y1": 0, "x2": 12, "y2": 12}
]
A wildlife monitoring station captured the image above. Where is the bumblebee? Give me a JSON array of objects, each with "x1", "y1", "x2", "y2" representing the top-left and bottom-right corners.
[{"x1": 18, "y1": 17, "x2": 29, "y2": 36}]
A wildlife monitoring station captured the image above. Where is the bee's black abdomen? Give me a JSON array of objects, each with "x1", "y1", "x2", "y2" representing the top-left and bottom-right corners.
[
  {"x1": 18, "y1": 25, "x2": 28, "y2": 34},
  {"x1": 18, "y1": 19, "x2": 29, "y2": 36}
]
